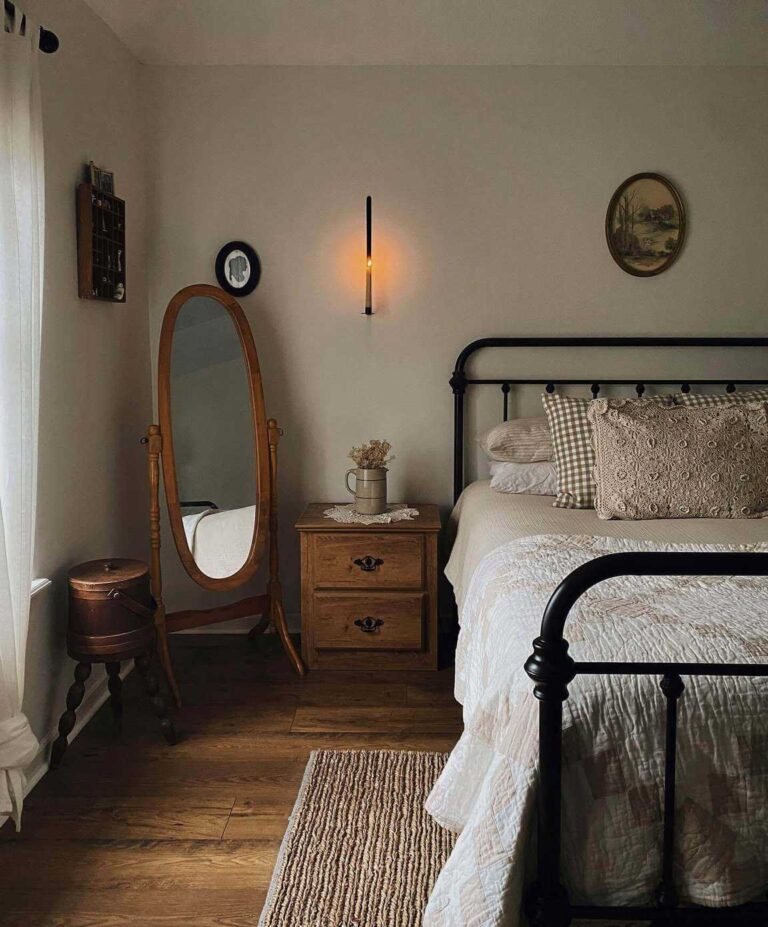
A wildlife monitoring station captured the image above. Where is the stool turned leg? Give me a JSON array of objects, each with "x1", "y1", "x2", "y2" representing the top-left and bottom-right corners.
[
  {"x1": 50, "y1": 662, "x2": 92, "y2": 769},
  {"x1": 135, "y1": 652, "x2": 176, "y2": 745},
  {"x1": 106, "y1": 662, "x2": 123, "y2": 732}
]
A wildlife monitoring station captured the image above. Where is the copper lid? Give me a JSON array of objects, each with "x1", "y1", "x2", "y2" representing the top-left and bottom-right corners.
[{"x1": 68, "y1": 558, "x2": 149, "y2": 591}]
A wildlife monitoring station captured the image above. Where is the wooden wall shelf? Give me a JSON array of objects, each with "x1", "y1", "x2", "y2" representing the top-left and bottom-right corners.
[{"x1": 76, "y1": 182, "x2": 126, "y2": 302}]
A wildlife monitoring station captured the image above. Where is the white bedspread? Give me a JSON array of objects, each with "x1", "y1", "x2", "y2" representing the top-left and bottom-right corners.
[{"x1": 425, "y1": 533, "x2": 768, "y2": 926}]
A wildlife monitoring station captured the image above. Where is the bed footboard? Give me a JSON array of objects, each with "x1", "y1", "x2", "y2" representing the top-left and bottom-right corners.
[{"x1": 523, "y1": 551, "x2": 768, "y2": 927}]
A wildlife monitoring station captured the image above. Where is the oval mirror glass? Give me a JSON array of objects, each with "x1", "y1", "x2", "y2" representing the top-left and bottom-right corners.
[{"x1": 158, "y1": 285, "x2": 269, "y2": 589}]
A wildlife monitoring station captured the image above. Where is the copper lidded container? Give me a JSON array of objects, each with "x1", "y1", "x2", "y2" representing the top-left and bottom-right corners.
[{"x1": 67, "y1": 558, "x2": 155, "y2": 663}]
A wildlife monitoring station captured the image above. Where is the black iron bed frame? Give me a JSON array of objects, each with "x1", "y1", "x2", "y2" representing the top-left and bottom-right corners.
[{"x1": 450, "y1": 337, "x2": 768, "y2": 926}]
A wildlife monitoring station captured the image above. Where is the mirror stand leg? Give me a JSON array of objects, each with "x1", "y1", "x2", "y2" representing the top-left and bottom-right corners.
[
  {"x1": 271, "y1": 582, "x2": 306, "y2": 676},
  {"x1": 145, "y1": 424, "x2": 182, "y2": 709},
  {"x1": 106, "y1": 662, "x2": 123, "y2": 733},
  {"x1": 155, "y1": 605, "x2": 181, "y2": 708},
  {"x1": 266, "y1": 418, "x2": 306, "y2": 675},
  {"x1": 135, "y1": 652, "x2": 177, "y2": 745},
  {"x1": 247, "y1": 611, "x2": 270, "y2": 640}
]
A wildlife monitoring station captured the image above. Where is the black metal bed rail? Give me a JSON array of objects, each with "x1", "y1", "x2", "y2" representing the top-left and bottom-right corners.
[
  {"x1": 568, "y1": 902, "x2": 767, "y2": 924},
  {"x1": 523, "y1": 551, "x2": 768, "y2": 927},
  {"x1": 450, "y1": 336, "x2": 768, "y2": 502},
  {"x1": 179, "y1": 500, "x2": 219, "y2": 509}
]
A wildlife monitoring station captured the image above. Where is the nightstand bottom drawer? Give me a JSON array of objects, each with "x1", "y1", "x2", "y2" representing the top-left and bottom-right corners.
[{"x1": 313, "y1": 592, "x2": 424, "y2": 651}]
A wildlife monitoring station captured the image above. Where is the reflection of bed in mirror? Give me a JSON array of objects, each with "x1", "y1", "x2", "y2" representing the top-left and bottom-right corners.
[
  {"x1": 145, "y1": 283, "x2": 305, "y2": 707},
  {"x1": 181, "y1": 505, "x2": 256, "y2": 578}
]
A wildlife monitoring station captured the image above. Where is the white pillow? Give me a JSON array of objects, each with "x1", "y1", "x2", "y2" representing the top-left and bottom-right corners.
[
  {"x1": 489, "y1": 461, "x2": 558, "y2": 496},
  {"x1": 479, "y1": 416, "x2": 552, "y2": 463}
]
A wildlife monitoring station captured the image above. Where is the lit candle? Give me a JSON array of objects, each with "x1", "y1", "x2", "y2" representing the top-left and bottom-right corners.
[{"x1": 364, "y1": 195, "x2": 372, "y2": 315}]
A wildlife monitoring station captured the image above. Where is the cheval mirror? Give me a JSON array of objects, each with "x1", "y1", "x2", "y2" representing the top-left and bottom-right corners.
[{"x1": 145, "y1": 283, "x2": 305, "y2": 706}]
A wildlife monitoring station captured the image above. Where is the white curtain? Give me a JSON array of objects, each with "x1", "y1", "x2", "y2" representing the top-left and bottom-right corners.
[{"x1": 0, "y1": 10, "x2": 44, "y2": 829}]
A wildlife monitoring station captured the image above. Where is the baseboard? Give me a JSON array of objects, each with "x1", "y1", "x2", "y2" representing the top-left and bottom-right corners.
[
  {"x1": 175, "y1": 610, "x2": 449, "y2": 636},
  {"x1": 23, "y1": 663, "x2": 133, "y2": 798}
]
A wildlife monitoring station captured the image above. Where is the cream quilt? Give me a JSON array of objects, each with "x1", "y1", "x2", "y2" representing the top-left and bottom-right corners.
[{"x1": 424, "y1": 535, "x2": 768, "y2": 926}]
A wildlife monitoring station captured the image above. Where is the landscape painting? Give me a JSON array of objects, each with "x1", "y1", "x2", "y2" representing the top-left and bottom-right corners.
[{"x1": 606, "y1": 173, "x2": 685, "y2": 276}]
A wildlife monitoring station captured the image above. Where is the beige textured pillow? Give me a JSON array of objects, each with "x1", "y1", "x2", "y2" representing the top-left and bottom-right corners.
[
  {"x1": 479, "y1": 416, "x2": 552, "y2": 463},
  {"x1": 587, "y1": 399, "x2": 768, "y2": 520}
]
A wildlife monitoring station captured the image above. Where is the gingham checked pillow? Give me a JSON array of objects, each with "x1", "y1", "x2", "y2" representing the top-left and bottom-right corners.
[
  {"x1": 542, "y1": 392, "x2": 674, "y2": 509},
  {"x1": 676, "y1": 387, "x2": 768, "y2": 407}
]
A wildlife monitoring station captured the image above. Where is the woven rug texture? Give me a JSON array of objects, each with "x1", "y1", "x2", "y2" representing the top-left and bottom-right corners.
[{"x1": 259, "y1": 749, "x2": 454, "y2": 927}]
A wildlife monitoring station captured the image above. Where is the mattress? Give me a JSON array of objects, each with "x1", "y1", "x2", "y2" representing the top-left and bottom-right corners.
[{"x1": 446, "y1": 480, "x2": 768, "y2": 606}]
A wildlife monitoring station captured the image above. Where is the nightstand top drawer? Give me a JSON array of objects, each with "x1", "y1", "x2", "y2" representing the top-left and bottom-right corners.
[
  {"x1": 295, "y1": 503, "x2": 441, "y2": 533},
  {"x1": 312, "y1": 533, "x2": 423, "y2": 588}
]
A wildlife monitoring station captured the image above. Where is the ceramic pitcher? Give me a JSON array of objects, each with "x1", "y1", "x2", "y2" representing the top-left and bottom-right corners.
[{"x1": 345, "y1": 467, "x2": 388, "y2": 515}]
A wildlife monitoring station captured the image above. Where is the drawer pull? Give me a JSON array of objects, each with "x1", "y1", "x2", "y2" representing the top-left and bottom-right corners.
[
  {"x1": 353, "y1": 556, "x2": 384, "y2": 572},
  {"x1": 354, "y1": 616, "x2": 384, "y2": 633}
]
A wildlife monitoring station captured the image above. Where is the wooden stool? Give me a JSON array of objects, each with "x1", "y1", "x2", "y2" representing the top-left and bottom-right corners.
[{"x1": 50, "y1": 559, "x2": 176, "y2": 769}]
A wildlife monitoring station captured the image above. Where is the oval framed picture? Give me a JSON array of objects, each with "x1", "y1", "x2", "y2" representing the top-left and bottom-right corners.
[
  {"x1": 215, "y1": 241, "x2": 261, "y2": 296},
  {"x1": 605, "y1": 173, "x2": 685, "y2": 277}
]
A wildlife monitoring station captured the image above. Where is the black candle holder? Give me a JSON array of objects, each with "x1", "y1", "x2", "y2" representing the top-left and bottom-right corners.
[{"x1": 364, "y1": 195, "x2": 373, "y2": 315}]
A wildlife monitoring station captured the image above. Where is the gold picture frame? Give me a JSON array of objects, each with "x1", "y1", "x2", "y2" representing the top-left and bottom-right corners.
[{"x1": 606, "y1": 172, "x2": 686, "y2": 277}]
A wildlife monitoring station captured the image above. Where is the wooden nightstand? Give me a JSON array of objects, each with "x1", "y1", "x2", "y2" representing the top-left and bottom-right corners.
[{"x1": 296, "y1": 504, "x2": 441, "y2": 670}]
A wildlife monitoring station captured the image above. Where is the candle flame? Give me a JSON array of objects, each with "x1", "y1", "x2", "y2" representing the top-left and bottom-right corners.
[{"x1": 331, "y1": 220, "x2": 403, "y2": 316}]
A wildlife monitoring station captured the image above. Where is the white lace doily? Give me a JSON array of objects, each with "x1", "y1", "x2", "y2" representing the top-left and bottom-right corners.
[{"x1": 323, "y1": 503, "x2": 420, "y2": 525}]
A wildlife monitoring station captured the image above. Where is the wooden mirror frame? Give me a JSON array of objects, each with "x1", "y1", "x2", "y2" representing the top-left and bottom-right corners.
[{"x1": 157, "y1": 283, "x2": 270, "y2": 591}]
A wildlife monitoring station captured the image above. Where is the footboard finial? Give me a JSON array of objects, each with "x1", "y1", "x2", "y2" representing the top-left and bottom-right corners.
[{"x1": 524, "y1": 636, "x2": 576, "y2": 701}]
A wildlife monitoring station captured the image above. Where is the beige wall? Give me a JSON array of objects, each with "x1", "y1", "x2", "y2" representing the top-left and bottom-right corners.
[
  {"x1": 21, "y1": 0, "x2": 150, "y2": 752},
  {"x1": 145, "y1": 65, "x2": 768, "y2": 619}
]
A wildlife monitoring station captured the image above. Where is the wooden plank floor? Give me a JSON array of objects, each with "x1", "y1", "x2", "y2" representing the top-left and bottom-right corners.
[{"x1": 0, "y1": 635, "x2": 461, "y2": 926}]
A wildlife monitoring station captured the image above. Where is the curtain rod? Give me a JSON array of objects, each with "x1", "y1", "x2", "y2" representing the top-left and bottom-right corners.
[{"x1": 4, "y1": 1, "x2": 59, "y2": 53}]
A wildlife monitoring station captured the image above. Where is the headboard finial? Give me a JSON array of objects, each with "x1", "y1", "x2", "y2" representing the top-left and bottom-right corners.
[{"x1": 449, "y1": 370, "x2": 467, "y2": 395}]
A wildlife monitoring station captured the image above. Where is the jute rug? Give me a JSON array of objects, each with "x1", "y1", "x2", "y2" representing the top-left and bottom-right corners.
[{"x1": 259, "y1": 750, "x2": 455, "y2": 927}]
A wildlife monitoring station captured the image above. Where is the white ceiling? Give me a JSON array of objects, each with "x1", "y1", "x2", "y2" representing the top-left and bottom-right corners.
[{"x1": 81, "y1": 0, "x2": 768, "y2": 66}]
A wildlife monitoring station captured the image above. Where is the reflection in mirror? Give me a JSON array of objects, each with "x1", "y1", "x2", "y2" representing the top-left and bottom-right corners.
[{"x1": 170, "y1": 295, "x2": 255, "y2": 578}]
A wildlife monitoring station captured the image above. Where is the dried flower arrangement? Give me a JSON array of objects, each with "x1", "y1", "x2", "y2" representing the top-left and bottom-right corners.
[{"x1": 348, "y1": 439, "x2": 394, "y2": 470}]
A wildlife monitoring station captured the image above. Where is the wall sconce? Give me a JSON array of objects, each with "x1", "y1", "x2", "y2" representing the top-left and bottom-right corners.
[{"x1": 364, "y1": 195, "x2": 373, "y2": 316}]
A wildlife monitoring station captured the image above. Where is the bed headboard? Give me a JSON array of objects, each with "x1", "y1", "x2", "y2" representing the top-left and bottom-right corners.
[{"x1": 450, "y1": 336, "x2": 768, "y2": 503}]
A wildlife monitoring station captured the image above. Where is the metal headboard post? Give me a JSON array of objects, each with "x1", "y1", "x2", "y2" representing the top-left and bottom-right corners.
[{"x1": 451, "y1": 336, "x2": 768, "y2": 503}]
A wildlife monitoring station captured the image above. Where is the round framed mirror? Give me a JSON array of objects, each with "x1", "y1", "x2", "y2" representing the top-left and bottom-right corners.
[{"x1": 158, "y1": 284, "x2": 270, "y2": 590}]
